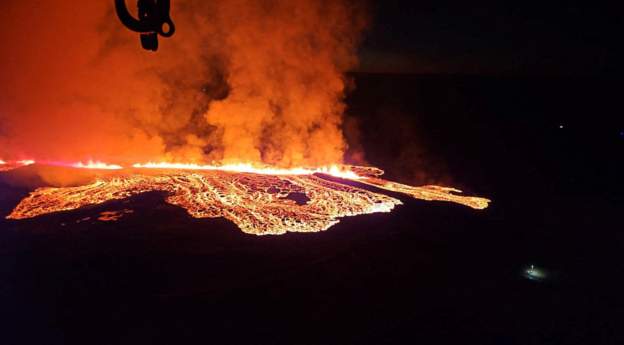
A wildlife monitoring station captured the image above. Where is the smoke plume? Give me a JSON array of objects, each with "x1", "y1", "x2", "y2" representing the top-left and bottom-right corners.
[{"x1": 0, "y1": 0, "x2": 367, "y2": 167}]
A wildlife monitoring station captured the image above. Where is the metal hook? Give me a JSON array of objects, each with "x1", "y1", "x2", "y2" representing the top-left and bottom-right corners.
[{"x1": 114, "y1": 0, "x2": 176, "y2": 51}]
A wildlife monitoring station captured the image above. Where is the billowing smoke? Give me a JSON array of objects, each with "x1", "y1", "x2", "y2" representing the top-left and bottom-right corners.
[{"x1": 0, "y1": 0, "x2": 367, "y2": 167}]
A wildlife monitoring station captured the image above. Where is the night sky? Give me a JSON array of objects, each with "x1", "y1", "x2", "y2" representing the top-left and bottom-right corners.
[{"x1": 361, "y1": 1, "x2": 621, "y2": 75}]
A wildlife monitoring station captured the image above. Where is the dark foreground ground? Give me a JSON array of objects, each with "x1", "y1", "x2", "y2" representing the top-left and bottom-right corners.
[{"x1": 1, "y1": 74, "x2": 623, "y2": 344}]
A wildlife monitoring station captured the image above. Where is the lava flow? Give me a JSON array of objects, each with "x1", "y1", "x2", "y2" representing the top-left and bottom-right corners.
[{"x1": 6, "y1": 164, "x2": 490, "y2": 235}]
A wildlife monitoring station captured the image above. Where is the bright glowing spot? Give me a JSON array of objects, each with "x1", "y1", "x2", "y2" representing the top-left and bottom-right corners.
[
  {"x1": 559, "y1": 125, "x2": 564, "y2": 129},
  {"x1": 17, "y1": 160, "x2": 35, "y2": 166},
  {"x1": 72, "y1": 160, "x2": 123, "y2": 170},
  {"x1": 0, "y1": 159, "x2": 6, "y2": 165},
  {"x1": 523, "y1": 264, "x2": 547, "y2": 281}
]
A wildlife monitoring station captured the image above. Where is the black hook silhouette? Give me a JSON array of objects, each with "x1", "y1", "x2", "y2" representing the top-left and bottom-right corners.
[{"x1": 115, "y1": 0, "x2": 175, "y2": 51}]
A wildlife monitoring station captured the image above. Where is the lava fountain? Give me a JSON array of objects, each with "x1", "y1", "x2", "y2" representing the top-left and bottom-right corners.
[{"x1": 5, "y1": 163, "x2": 489, "y2": 235}]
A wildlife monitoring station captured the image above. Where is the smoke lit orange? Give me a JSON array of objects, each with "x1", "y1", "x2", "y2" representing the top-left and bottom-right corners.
[{"x1": 0, "y1": 1, "x2": 367, "y2": 168}]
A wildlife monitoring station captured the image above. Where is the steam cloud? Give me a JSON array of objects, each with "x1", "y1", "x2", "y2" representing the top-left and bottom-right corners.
[{"x1": 0, "y1": 1, "x2": 367, "y2": 167}]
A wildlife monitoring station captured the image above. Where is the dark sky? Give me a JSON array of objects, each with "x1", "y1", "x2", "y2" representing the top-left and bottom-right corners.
[{"x1": 360, "y1": 1, "x2": 621, "y2": 75}]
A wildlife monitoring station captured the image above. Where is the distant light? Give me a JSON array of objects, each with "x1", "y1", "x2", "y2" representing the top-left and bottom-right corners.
[
  {"x1": 523, "y1": 264, "x2": 547, "y2": 281},
  {"x1": 559, "y1": 125, "x2": 564, "y2": 129}
]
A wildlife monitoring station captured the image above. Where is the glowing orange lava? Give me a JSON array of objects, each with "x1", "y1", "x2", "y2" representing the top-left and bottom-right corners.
[{"x1": 5, "y1": 163, "x2": 490, "y2": 235}]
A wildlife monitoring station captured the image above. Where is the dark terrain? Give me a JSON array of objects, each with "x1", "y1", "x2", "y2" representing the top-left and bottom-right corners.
[{"x1": 1, "y1": 74, "x2": 622, "y2": 344}]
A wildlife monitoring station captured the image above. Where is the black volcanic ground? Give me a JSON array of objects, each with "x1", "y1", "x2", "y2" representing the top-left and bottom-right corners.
[{"x1": 1, "y1": 74, "x2": 622, "y2": 345}]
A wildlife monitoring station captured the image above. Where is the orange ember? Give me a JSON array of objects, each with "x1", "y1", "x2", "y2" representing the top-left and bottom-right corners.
[{"x1": 6, "y1": 164, "x2": 490, "y2": 235}]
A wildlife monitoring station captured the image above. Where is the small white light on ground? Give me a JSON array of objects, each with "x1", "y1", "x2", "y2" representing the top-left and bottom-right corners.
[{"x1": 523, "y1": 264, "x2": 548, "y2": 281}]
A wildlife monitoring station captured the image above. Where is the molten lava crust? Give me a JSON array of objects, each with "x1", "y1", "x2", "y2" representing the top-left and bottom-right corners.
[{"x1": 6, "y1": 166, "x2": 490, "y2": 235}]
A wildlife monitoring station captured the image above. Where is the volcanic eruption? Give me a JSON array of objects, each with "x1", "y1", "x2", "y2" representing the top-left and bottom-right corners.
[{"x1": 1, "y1": 0, "x2": 490, "y2": 235}]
